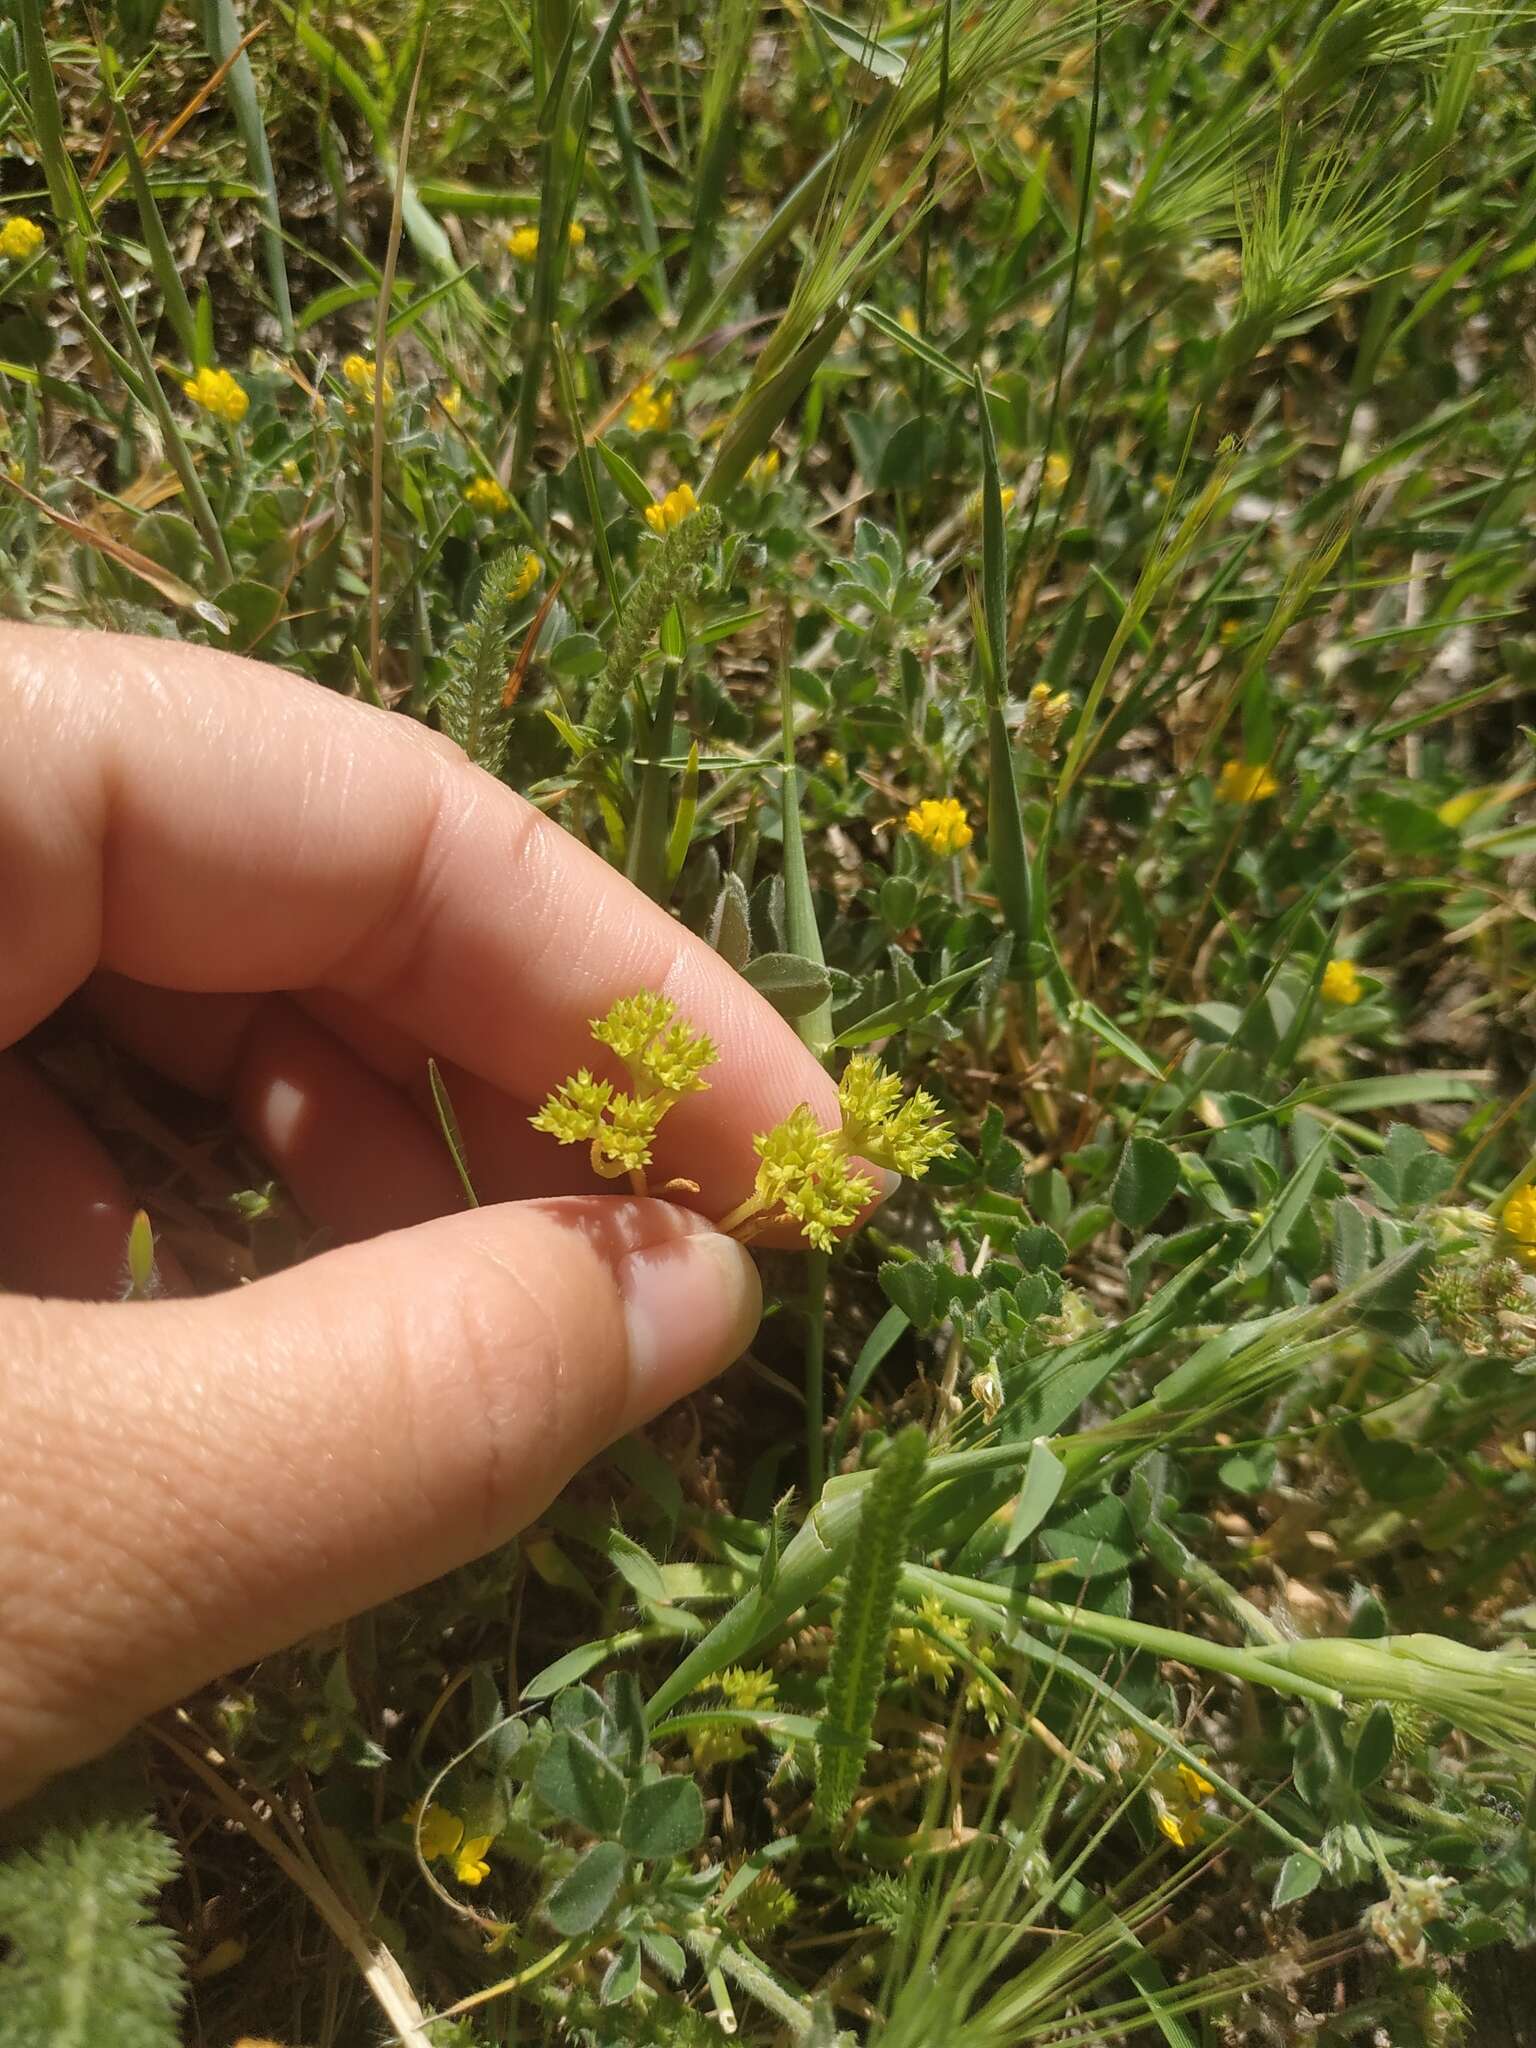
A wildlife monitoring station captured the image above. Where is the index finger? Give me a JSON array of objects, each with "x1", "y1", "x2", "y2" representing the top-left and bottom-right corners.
[{"x1": 0, "y1": 625, "x2": 842, "y2": 1213}]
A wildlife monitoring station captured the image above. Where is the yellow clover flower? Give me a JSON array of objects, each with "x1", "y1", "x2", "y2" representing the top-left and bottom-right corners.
[
  {"x1": 1500, "y1": 1186, "x2": 1536, "y2": 1264},
  {"x1": 1321, "y1": 958, "x2": 1363, "y2": 1006},
  {"x1": 627, "y1": 381, "x2": 674, "y2": 434},
  {"x1": 464, "y1": 475, "x2": 511, "y2": 517},
  {"x1": 341, "y1": 353, "x2": 392, "y2": 403},
  {"x1": 905, "y1": 796, "x2": 973, "y2": 856},
  {"x1": 644, "y1": 481, "x2": 697, "y2": 533},
  {"x1": 508, "y1": 548, "x2": 541, "y2": 601},
  {"x1": 0, "y1": 216, "x2": 46, "y2": 263},
  {"x1": 1215, "y1": 758, "x2": 1278, "y2": 805},
  {"x1": 182, "y1": 365, "x2": 249, "y2": 424},
  {"x1": 453, "y1": 1834, "x2": 495, "y2": 1887},
  {"x1": 1149, "y1": 1761, "x2": 1216, "y2": 1851},
  {"x1": 406, "y1": 1799, "x2": 464, "y2": 1861},
  {"x1": 506, "y1": 225, "x2": 540, "y2": 261},
  {"x1": 1042, "y1": 452, "x2": 1070, "y2": 491}
]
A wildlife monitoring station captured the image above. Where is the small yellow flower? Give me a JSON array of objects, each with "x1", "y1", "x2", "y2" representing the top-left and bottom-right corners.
[
  {"x1": 464, "y1": 475, "x2": 511, "y2": 516},
  {"x1": 0, "y1": 215, "x2": 46, "y2": 263},
  {"x1": 506, "y1": 225, "x2": 540, "y2": 261},
  {"x1": 1174, "y1": 1762, "x2": 1215, "y2": 1801},
  {"x1": 1500, "y1": 1186, "x2": 1536, "y2": 1260},
  {"x1": 627, "y1": 381, "x2": 674, "y2": 434},
  {"x1": 181, "y1": 365, "x2": 249, "y2": 424},
  {"x1": 1219, "y1": 618, "x2": 1242, "y2": 645},
  {"x1": 746, "y1": 447, "x2": 780, "y2": 485},
  {"x1": 1043, "y1": 452, "x2": 1070, "y2": 491},
  {"x1": 644, "y1": 481, "x2": 697, "y2": 533},
  {"x1": 715, "y1": 1665, "x2": 779, "y2": 1712},
  {"x1": 821, "y1": 747, "x2": 845, "y2": 777},
  {"x1": 905, "y1": 796, "x2": 973, "y2": 856},
  {"x1": 898, "y1": 305, "x2": 920, "y2": 335},
  {"x1": 341, "y1": 353, "x2": 391, "y2": 402},
  {"x1": 1149, "y1": 1760, "x2": 1216, "y2": 1849},
  {"x1": 890, "y1": 1595, "x2": 965, "y2": 1687},
  {"x1": 1155, "y1": 1805, "x2": 1205, "y2": 1851},
  {"x1": 405, "y1": 1800, "x2": 464, "y2": 1861},
  {"x1": 748, "y1": 1107, "x2": 874, "y2": 1251},
  {"x1": 508, "y1": 548, "x2": 541, "y2": 601},
  {"x1": 439, "y1": 384, "x2": 465, "y2": 419},
  {"x1": 1321, "y1": 958, "x2": 1363, "y2": 1007},
  {"x1": 453, "y1": 1833, "x2": 495, "y2": 1887},
  {"x1": 689, "y1": 1724, "x2": 752, "y2": 1770},
  {"x1": 567, "y1": 221, "x2": 586, "y2": 248},
  {"x1": 1215, "y1": 758, "x2": 1278, "y2": 805}
]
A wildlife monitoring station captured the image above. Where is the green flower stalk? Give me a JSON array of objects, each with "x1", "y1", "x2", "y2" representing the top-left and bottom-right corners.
[
  {"x1": 586, "y1": 502, "x2": 722, "y2": 744},
  {"x1": 1248, "y1": 1632, "x2": 1536, "y2": 1765}
]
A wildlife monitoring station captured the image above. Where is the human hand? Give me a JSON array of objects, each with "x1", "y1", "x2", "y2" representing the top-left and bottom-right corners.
[{"x1": 0, "y1": 625, "x2": 849, "y2": 1809}]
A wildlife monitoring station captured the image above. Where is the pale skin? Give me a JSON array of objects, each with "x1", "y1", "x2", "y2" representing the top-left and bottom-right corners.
[{"x1": 0, "y1": 625, "x2": 872, "y2": 1810}]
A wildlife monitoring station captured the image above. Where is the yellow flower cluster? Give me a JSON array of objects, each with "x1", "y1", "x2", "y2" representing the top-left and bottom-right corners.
[
  {"x1": 1042, "y1": 451, "x2": 1071, "y2": 491},
  {"x1": 530, "y1": 992, "x2": 716, "y2": 1184},
  {"x1": 1215, "y1": 757, "x2": 1278, "y2": 805},
  {"x1": 1321, "y1": 957, "x2": 1363, "y2": 1006},
  {"x1": 507, "y1": 548, "x2": 541, "y2": 601},
  {"x1": 644, "y1": 480, "x2": 696, "y2": 533},
  {"x1": 687, "y1": 1664, "x2": 779, "y2": 1771},
  {"x1": 890, "y1": 1592, "x2": 962, "y2": 1685},
  {"x1": 720, "y1": 1055, "x2": 954, "y2": 1253},
  {"x1": 463, "y1": 475, "x2": 511, "y2": 516},
  {"x1": 341, "y1": 353, "x2": 391, "y2": 402},
  {"x1": 506, "y1": 222, "x2": 584, "y2": 261},
  {"x1": 627, "y1": 380, "x2": 674, "y2": 433},
  {"x1": 182, "y1": 365, "x2": 249, "y2": 424},
  {"x1": 746, "y1": 447, "x2": 780, "y2": 485},
  {"x1": 0, "y1": 215, "x2": 46, "y2": 263},
  {"x1": 1500, "y1": 1186, "x2": 1536, "y2": 1264},
  {"x1": 905, "y1": 796, "x2": 973, "y2": 857},
  {"x1": 1149, "y1": 1761, "x2": 1216, "y2": 1851},
  {"x1": 405, "y1": 1801, "x2": 496, "y2": 1887},
  {"x1": 889, "y1": 1594, "x2": 1003, "y2": 1725}
]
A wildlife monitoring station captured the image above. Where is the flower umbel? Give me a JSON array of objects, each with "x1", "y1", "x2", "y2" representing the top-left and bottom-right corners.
[
  {"x1": 182, "y1": 365, "x2": 249, "y2": 424},
  {"x1": 1321, "y1": 957, "x2": 1363, "y2": 1006},
  {"x1": 905, "y1": 796, "x2": 973, "y2": 856},
  {"x1": 530, "y1": 993, "x2": 716, "y2": 1189},
  {"x1": 0, "y1": 216, "x2": 45, "y2": 263},
  {"x1": 719, "y1": 1056, "x2": 952, "y2": 1252},
  {"x1": 1215, "y1": 758, "x2": 1278, "y2": 805}
]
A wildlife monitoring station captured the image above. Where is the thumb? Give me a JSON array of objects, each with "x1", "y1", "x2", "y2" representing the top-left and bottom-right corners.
[{"x1": 0, "y1": 1198, "x2": 759, "y2": 1806}]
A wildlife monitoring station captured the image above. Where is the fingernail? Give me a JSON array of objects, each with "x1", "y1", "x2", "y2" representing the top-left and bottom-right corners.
[{"x1": 620, "y1": 1232, "x2": 762, "y2": 1414}]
